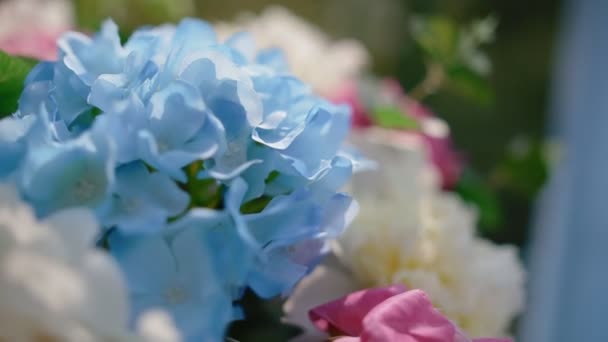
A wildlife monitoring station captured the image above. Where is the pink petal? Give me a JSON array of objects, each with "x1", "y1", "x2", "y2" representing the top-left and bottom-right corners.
[
  {"x1": 335, "y1": 337, "x2": 361, "y2": 342},
  {"x1": 331, "y1": 82, "x2": 373, "y2": 128},
  {"x1": 359, "y1": 289, "x2": 456, "y2": 342},
  {"x1": 385, "y1": 79, "x2": 462, "y2": 189},
  {"x1": 422, "y1": 133, "x2": 463, "y2": 189},
  {"x1": 309, "y1": 285, "x2": 407, "y2": 337},
  {"x1": 0, "y1": 29, "x2": 65, "y2": 61},
  {"x1": 337, "y1": 78, "x2": 463, "y2": 189}
]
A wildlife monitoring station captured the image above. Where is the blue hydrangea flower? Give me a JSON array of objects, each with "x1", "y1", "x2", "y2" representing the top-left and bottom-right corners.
[
  {"x1": 108, "y1": 217, "x2": 238, "y2": 342},
  {"x1": 134, "y1": 80, "x2": 225, "y2": 181},
  {"x1": 108, "y1": 181, "x2": 253, "y2": 341},
  {"x1": 0, "y1": 115, "x2": 36, "y2": 179},
  {"x1": 10, "y1": 18, "x2": 361, "y2": 341},
  {"x1": 245, "y1": 191, "x2": 358, "y2": 297},
  {"x1": 19, "y1": 119, "x2": 115, "y2": 217},
  {"x1": 99, "y1": 161, "x2": 189, "y2": 234}
]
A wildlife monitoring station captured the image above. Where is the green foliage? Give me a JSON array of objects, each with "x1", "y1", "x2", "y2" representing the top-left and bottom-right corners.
[
  {"x1": 455, "y1": 137, "x2": 550, "y2": 237},
  {"x1": 372, "y1": 106, "x2": 419, "y2": 130},
  {"x1": 67, "y1": 107, "x2": 104, "y2": 131},
  {"x1": 411, "y1": 16, "x2": 460, "y2": 66},
  {"x1": 0, "y1": 51, "x2": 37, "y2": 117},
  {"x1": 455, "y1": 168, "x2": 504, "y2": 233},
  {"x1": 182, "y1": 161, "x2": 223, "y2": 210},
  {"x1": 74, "y1": 0, "x2": 195, "y2": 33},
  {"x1": 491, "y1": 137, "x2": 550, "y2": 198},
  {"x1": 445, "y1": 65, "x2": 494, "y2": 106},
  {"x1": 410, "y1": 15, "x2": 497, "y2": 105},
  {"x1": 240, "y1": 196, "x2": 272, "y2": 214},
  {"x1": 265, "y1": 170, "x2": 280, "y2": 184}
]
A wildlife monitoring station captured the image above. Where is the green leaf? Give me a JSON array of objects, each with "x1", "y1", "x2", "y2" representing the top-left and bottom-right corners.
[
  {"x1": 491, "y1": 137, "x2": 550, "y2": 198},
  {"x1": 180, "y1": 161, "x2": 224, "y2": 210},
  {"x1": 445, "y1": 65, "x2": 494, "y2": 106},
  {"x1": 410, "y1": 16, "x2": 459, "y2": 65},
  {"x1": 265, "y1": 170, "x2": 280, "y2": 184},
  {"x1": 240, "y1": 196, "x2": 273, "y2": 214},
  {"x1": 455, "y1": 168, "x2": 503, "y2": 232},
  {"x1": 410, "y1": 14, "x2": 497, "y2": 104},
  {"x1": 372, "y1": 106, "x2": 419, "y2": 130},
  {"x1": 0, "y1": 51, "x2": 37, "y2": 117}
]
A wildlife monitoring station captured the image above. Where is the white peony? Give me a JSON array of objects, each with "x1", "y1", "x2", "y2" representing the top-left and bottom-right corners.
[
  {"x1": 285, "y1": 128, "x2": 525, "y2": 339},
  {"x1": 0, "y1": 183, "x2": 179, "y2": 342},
  {"x1": 215, "y1": 6, "x2": 369, "y2": 95}
]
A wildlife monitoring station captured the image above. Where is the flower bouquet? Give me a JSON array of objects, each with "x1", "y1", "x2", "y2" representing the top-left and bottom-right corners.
[{"x1": 0, "y1": 4, "x2": 526, "y2": 342}]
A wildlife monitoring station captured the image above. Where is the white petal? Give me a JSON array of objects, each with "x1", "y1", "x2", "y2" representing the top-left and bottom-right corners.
[{"x1": 283, "y1": 256, "x2": 360, "y2": 341}]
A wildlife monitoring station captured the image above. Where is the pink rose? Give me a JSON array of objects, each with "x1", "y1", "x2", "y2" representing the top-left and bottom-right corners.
[{"x1": 309, "y1": 286, "x2": 511, "y2": 342}]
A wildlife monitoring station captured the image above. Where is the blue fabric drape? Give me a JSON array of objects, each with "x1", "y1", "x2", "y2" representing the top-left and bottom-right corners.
[{"x1": 520, "y1": 1, "x2": 608, "y2": 341}]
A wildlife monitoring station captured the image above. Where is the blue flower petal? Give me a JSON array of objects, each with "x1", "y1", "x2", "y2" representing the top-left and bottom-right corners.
[
  {"x1": 0, "y1": 116, "x2": 36, "y2": 178},
  {"x1": 59, "y1": 19, "x2": 124, "y2": 86},
  {"x1": 19, "y1": 123, "x2": 115, "y2": 216},
  {"x1": 101, "y1": 162, "x2": 189, "y2": 234},
  {"x1": 108, "y1": 231, "x2": 176, "y2": 294}
]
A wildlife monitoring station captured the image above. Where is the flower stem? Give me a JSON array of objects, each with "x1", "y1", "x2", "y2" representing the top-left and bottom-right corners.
[{"x1": 409, "y1": 62, "x2": 445, "y2": 101}]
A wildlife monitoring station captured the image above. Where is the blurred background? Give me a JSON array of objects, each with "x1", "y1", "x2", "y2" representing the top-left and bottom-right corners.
[{"x1": 0, "y1": 0, "x2": 568, "y2": 340}]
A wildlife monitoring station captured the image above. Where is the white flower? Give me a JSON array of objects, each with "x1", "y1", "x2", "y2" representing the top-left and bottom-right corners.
[
  {"x1": 215, "y1": 6, "x2": 369, "y2": 95},
  {"x1": 0, "y1": 0, "x2": 73, "y2": 37},
  {"x1": 0, "y1": 183, "x2": 179, "y2": 342},
  {"x1": 285, "y1": 128, "x2": 525, "y2": 339}
]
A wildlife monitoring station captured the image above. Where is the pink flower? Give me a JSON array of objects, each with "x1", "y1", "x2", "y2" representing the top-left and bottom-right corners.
[
  {"x1": 309, "y1": 286, "x2": 511, "y2": 342},
  {"x1": 0, "y1": 29, "x2": 65, "y2": 60},
  {"x1": 419, "y1": 125, "x2": 463, "y2": 190},
  {"x1": 332, "y1": 81, "x2": 373, "y2": 128},
  {"x1": 332, "y1": 79, "x2": 462, "y2": 189},
  {"x1": 380, "y1": 79, "x2": 463, "y2": 188}
]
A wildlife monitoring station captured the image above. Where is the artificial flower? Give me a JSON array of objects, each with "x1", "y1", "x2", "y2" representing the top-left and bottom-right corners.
[
  {"x1": 285, "y1": 129, "x2": 525, "y2": 339},
  {"x1": 0, "y1": 182, "x2": 179, "y2": 341},
  {"x1": 216, "y1": 6, "x2": 369, "y2": 95},
  {"x1": 308, "y1": 285, "x2": 511, "y2": 342}
]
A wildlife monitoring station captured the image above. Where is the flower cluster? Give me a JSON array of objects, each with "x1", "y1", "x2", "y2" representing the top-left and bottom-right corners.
[
  {"x1": 215, "y1": 6, "x2": 369, "y2": 96},
  {"x1": 0, "y1": 182, "x2": 179, "y2": 341},
  {"x1": 2, "y1": 18, "x2": 357, "y2": 341},
  {"x1": 285, "y1": 128, "x2": 525, "y2": 339}
]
